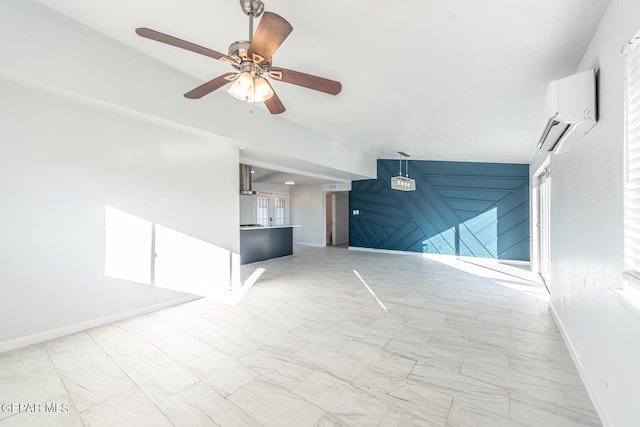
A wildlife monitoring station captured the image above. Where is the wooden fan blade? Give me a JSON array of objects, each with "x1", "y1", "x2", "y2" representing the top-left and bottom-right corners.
[
  {"x1": 269, "y1": 67, "x2": 342, "y2": 95},
  {"x1": 247, "y1": 12, "x2": 293, "y2": 64},
  {"x1": 184, "y1": 73, "x2": 237, "y2": 99},
  {"x1": 264, "y1": 81, "x2": 286, "y2": 114},
  {"x1": 136, "y1": 28, "x2": 238, "y2": 64}
]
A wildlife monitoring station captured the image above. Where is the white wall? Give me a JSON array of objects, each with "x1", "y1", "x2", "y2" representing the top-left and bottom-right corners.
[
  {"x1": 290, "y1": 185, "x2": 325, "y2": 246},
  {"x1": 0, "y1": 80, "x2": 239, "y2": 348},
  {"x1": 530, "y1": 0, "x2": 640, "y2": 424},
  {"x1": 0, "y1": 0, "x2": 376, "y2": 182},
  {"x1": 253, "y1": 183, "x2": 291, "y2": 195}
]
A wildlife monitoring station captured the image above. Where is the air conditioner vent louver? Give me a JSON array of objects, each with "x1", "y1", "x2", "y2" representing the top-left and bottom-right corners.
[
  {"x1": 537, "y1": 120, "x2": 574, "y2": 152},
  {"x1": 537, "y1": 69, "x2": 597, "y2": 153}
]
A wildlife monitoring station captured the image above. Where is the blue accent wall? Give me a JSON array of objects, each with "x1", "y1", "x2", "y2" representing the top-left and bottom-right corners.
[{"x1": 349, "y1": 160, "x2": 530, "y2": 261}]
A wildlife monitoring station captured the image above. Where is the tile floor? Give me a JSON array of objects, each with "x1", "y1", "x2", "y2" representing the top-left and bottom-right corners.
[{"x1": 0, "y1": 246, "x2": 602, "y2": 426}]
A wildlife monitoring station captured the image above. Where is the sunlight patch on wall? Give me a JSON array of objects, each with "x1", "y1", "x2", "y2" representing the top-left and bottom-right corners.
[
  {"x1": 155, "y1": 225, "x2": 230, "y2": 298},
  {"x1": 461, "y1": 207, "x2": 497, "y2": 258},
  {"x1": 104, "y1": 205, "x2": 234, "y2": 298},
  {"x1": 104, "y1": 206, "x2": 152, "y2": 285}
]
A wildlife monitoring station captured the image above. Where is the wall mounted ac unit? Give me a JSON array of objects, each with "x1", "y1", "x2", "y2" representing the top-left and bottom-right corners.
[{"x1": 537, "y1": 68, "x2": 597, "y2": 153}]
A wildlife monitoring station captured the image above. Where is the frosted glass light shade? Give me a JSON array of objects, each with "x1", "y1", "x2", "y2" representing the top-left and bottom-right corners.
[
  {"x1": 253, "y1": 77, "x2": 274, "y2": 102},
  {"x1": 227, "y1": 72, "x2": 254, "y2": 101},
  {"x1": 391, "y1": 176, "x2": 416, "y2": 191},
  {"x1": 227, "y1": 73, "x2": 273, "y2": 103}
]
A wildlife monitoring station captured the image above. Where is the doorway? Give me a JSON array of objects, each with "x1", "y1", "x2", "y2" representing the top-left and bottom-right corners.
[
  {"x1": 325, "y1": 192, "x2": 349, "y2": 247},
  {"x1": 535, "y1": 167, "x2": 551, "y2": 291},
  {"x1": 326, "y1": 193, "x2": 334, "y2": 245}
]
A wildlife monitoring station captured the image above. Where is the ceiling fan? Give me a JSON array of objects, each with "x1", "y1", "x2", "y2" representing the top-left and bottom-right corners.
[{"x1": 135, "y1": 0, "x2": 342, "y2": 114}]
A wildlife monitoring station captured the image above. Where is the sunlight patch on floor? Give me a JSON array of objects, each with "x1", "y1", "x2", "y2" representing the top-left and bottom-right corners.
[{"x1": 353, "y1": 269, "x2": 387, "y2": 312}]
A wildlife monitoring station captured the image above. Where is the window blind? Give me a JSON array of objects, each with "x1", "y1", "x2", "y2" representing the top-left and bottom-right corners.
[{"x1": 624, "y1": 31, "x2": 640, "y2": 286}]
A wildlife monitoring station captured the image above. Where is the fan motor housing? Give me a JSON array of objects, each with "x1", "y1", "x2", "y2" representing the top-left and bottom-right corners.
[
  {"x1": 228, "y1": 40, "x2": 251, "y2": 61},
  {"x1": 239, "y1": 0, "x2": 264, "y2": 17}
]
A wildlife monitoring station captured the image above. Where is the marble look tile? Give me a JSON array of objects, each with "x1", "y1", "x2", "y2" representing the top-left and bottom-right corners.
[
  {"x1": 88, "y1": 324, "x2": 164, "y2": 368},
  {"x1": 0, "y1": 344, "x2": 52, "y2": 379},
  {"x1": 445, "y1": 398, "x2": 524, "y2": 427},
  {"x1": 45, "y1": 332, "x2": 137, "y2": 413},
  {"x1": 294, "y1": 342, "x2": 368, "y2": 381},
  {"x1": 45, "y1": 332, "x2": 113, "y2": 372},
  {"x1": 123, "y1": 354, "x2": 199, "y2": 403},
  {"x1": 293, "y1": 371, "x2": 388, "y2": 424},
  {"x1": 185, "y1": 299, "x2": 235, "y2": 321},
  {"x1": 508, "y1": 352, "x2": 584, "y2": 389},
  {"x1": 476, "y1": 313, "x2": 547, "y2": 334},
  {"x1": 313, "y1": 413, "x2": 350, "y2": 427},
  {"x1": 215, "y1": 314, "x2": 268, "y2": 335},
  {"x1": 466, "y1": 329, "x2": 552, "y2": 358},
  {"x1": 509, "y1": 328, "x2": 567, "y2": 350},
  {"x1": 428, "y1": 333, "x2": 510, "y2": 368},
  {"x1": 86, "y1": 321, "x2": 139, "y2": 344},
  {"x1": 229, "y1": 377, "x2": 325, "y2": 427},
  {"x1": 562, "y1": 384, "x2": 601, "y2": 421},
  {"x1": 292, "y1": 326, "x2": 350, "y2": 351},
  {"x1": 239, "y1": 348, "x2": 314, "y2": 390},
  {"x1": 330, "y1": 319, "x2": 394, "y2": 347},
  {"x1": 453, "y1": 299, "x2": 513, "y2": 317},
  {"x1": 247, "y1": 324, "x2": 310, "y2": 353},
  {"x1": 186, "y1": 349, "x2": 258, "y2": 396},
  {"x1": 438, "y1": 315, "x2": 512, "y2": 339},
  {"x1": 409, "y1": 363, "x2": 510, "y2": 418},
  {"x1": 164, "y1": 313, "x2": 224, "y2": 339},
  {"x1": 0, "y1": 245, "x2": 600, "y2": 426},
  {"x1": 339, "y1": 340, "x2": 416, "y2": 377},
  {"x1": 253, "y1": 308, "x2": 309, "y2": 330},
  {"x1": 510, "y1": 392, "x2": 602, "y2": 427},
  {"x1": 381, "y1": 376, "x2": 453, "y2": 426},
  {"x1": 460, "y1": 358, "x2": 570, "y2": 408},
  {"x1": 393, "y1": 301, "x2": 476, "y2": 322},
  {"x1": 200, "y1": 331, "x2": 261, "y2": 360},
  {"x1": 80, "y1": 388, "x2": 172, "y2": 427},
  {"x1": 158, "y1": 381, "x2": 261, "y2": 427},
  {"x1": 57, "y1": 363, "x2": 136, "y2": 413},
  {"x1": 120, "y1": 313, "x2": 183, "y2": 342},
  {"x1": 380, "y1": 406, "x2": 443, "y2": 427},
  {"x1": 146, "y1": 332, "x2": 214, "y2": 365},
  {"x1": 0, "y1": 367, "x2": 67, "y2": 421}
]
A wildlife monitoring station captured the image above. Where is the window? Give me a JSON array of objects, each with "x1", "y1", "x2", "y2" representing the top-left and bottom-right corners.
[
  {"x1": 256, "y1": 196, "x2": 270, "y2": 227},
  {"x1": 253, "y1": 193, "x2": 289, "y2": 226},
  {"x1": 623, "y1": 29, "x2": 640, "y2": 302},
  {"x1": 274, "y1": 197, "x2": 286, "y2": 226}
]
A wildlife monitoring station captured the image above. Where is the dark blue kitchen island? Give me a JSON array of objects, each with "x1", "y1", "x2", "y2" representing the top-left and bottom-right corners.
[{"x1": 239, "y1": 225, "x2": 299, "y2": 264}]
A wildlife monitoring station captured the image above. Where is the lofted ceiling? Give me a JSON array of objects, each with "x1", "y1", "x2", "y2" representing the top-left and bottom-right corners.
[{"x1": 25, "y1": 0, "x2": 610, "y2": 179}]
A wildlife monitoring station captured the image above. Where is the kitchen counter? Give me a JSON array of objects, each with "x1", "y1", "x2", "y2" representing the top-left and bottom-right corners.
[
  {"x1": 240, "y1": 225, "x2": 301, "y2": 231},
  {"x1": 239, "y1": 225, "x2": 300, "y2": 264}
]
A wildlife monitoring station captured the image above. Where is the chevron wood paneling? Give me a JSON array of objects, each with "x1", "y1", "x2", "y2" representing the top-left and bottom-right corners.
[{"x1": 349, "y1": 160, "x2": 530, "y2": 261}]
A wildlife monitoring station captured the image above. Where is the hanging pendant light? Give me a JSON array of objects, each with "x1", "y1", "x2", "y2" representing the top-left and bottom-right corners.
[{"x1": 391, "y1": 151, "x2": 416, "y2": 191}]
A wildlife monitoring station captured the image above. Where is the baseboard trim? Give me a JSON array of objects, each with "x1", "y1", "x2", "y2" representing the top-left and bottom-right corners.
[
  {"x1": 347, "y1": 246, "x2": 531, "y2": 266},
  {"x1": 549, "y1": 302, "x2": 613, "y2": 427},
  {"x1": 0, "y1": 295, "x2": 201, "y2": 354},
  {"x1": 294, "y1": 242, "x2": 326, "y2": 248}
]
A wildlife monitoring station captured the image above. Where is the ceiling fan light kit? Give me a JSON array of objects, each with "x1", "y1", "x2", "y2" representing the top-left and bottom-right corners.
[
  {"x1": 391, "y1": 151, "x2": 416, "y2": 191},
  {"x1": 135, "y1": 0, "x2": 341, "y2": 114}
]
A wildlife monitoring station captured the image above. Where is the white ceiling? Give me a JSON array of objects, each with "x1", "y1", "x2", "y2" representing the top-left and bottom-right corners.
[{"x1": 27, "y1": 0, "x2": 609, "y2": 173}]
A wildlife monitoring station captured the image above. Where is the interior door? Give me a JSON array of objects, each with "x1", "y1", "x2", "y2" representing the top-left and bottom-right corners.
[{"x1": 537, "y1": 169, "x2": 551, "y2": 290}]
